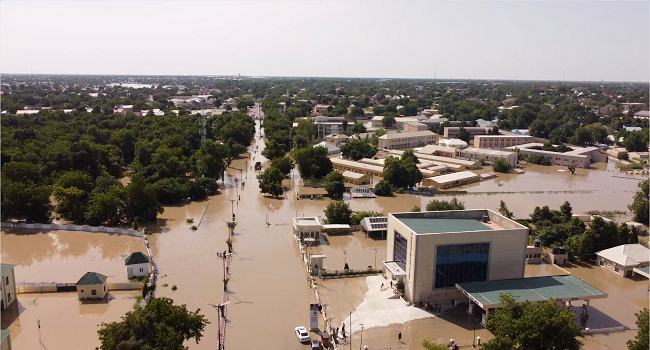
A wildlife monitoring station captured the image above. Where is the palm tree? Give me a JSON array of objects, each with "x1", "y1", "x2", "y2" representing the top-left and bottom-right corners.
[{"x1": 226, "y1": 221, "x2": 237, "y2": 237}]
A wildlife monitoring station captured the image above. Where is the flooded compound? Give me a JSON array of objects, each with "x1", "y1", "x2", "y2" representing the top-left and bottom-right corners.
[
  {"x1": 1, "y1": 230, "x2": 145, "y2": 284},
  {"x1": 1, "y1": 118, "x2": 647, "y2": 350},
  {"x1": 1, "y1": 291, "x2": 140, "y2": 350}
]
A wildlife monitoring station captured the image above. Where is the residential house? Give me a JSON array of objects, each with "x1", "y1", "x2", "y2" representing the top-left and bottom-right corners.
[
  {"x1": 125, "y1": 252, "x2": 150, "y2": 279},
  {"x1": 76, "y1": 272, "x2": 108, "y2": 300},
  {"x1": 596, "y1": 244, "x2": 650, "y2": 278}
]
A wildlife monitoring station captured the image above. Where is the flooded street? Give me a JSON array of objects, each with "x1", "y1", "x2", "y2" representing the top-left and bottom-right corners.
[{"x1": 1, "y1": 118, "x2": 647, "y2": 349}]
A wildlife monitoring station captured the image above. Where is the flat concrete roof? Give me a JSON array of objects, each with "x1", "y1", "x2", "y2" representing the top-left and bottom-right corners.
[
  {"x1": 399, "y1": 218, "x2": 493, "y2": 234},
  {"x1": 456, "y1": 275, "x2": 607, "y2": 309},
  {"x1": 383, "y1": 261, "x2": 406, "y2": 277},
  {"x1": 426, "y1": 171, "x2": 480, "y2": 184},
  {"x1": 295, "y1": 217, "x2": 320, "y2": 226},
  {"x1": 379, "y1": 130, "x2": 435, "y2": 139}
]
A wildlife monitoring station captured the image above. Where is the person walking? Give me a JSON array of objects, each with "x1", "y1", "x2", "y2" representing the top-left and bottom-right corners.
[{"x1": 398, "y1": 332, "x2": 402, "y2": 342}]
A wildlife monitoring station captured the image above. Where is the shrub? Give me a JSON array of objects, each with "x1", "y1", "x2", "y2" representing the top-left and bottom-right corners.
[
  {"x1": 186, "y1": 218, "x2": 194, "y2": 223},
  {"x1": 397, "y1": 187, "x2": 404, "y2": 194},
  {"x1": 492, "y1": 158, "x2": 511, "y2": 173},
  {"x1": 171, "y1": 285, "x2": 177, "y2": 291},
  {"x1": 618, "y1": 152, "x2": 629, "y2": 161},
  {"x1": 190, "y1": 225, "x2": 197, "y2": 230},
  {"x1": 373, "y1": 180, "x2": 393, "y2": 196}
]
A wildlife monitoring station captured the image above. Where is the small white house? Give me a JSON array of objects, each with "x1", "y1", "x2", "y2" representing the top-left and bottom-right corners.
[
  {"x1": 125, "y1": 252, "x2": 150, "y2": 279},
  {"x1": 596, "y1": 244, "x2": 650, "y2": 278}
]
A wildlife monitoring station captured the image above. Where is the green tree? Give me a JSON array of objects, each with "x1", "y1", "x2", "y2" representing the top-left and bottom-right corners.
[
  {"x1": 425, "y1": 197, "x2": 465, "y2": 211},
  {"x1": 625, "y1": 130, "x2": 649, "y2": 152},
  {"x1": 262, "y1": 139, "x2": 288, "y2": 160},
  {"x1": 618, "y1": 151, "x2": 630, "y2": 160},
  {"x1": 290, "y1": 146, "x2": 333, "y2": 179},
  {"x1": 627, "y1": 308, "x2": 649, "y2": 350},
  {"x1": 485, "y1": 293, "x2": 583, "y2": 350},
  {"x1": 1, "y1": 181, "x2": 52, "y2": 222},
  {"x1": 85, "y1": 186, "x2": 125, "y2": 226},
  {"x1": 124, "y1": 173, "x2": 164, "y2": 223},
  {"x1": 351, "y1": 121, "x2": 366, "y2": 134},
  {"x1": 382, "y1": 116, "x2": 396, "y2": 128},
  {"x1": 560, "y1": 201, "x2": 573, "y2": 221},
  {"x1": 270, "y1": 156, "x2": 294, "y2": 176},
  {"x1": 324, "y1": 171, "x2": 346, "y2": 199},
  {"x1": 152, "y1": 178, "x2": 189, "y2": 204},
  {"x1": 499, "y1": 200, "x2": 513, "y2": 219},
  {"x1": 97, "y1": 297, "x2": 209, "y2": 350},
  {"x1": 324, "y1": 200, "x2": 352, "y2": 224},
  {"x1": 382, "y1": 156, "x2": 422, "y2": 189},
  {"x1": 350, "y1": 106, "x2": 364, "y2": 119},
  {"x1": 350, "y1": 210, "x2": 382, "y2": 225},
  {"x1": 340, "y1": 140, "x2": 377, "y2": 161},
  {"x1": 570, "y1": 127, "x2": 594, "y2": 146},
  {"x1": 492, "y1": 158, "x2": 511, "y2": 173},
  {"x1": 400, "y1": 150, "x2": 419, "y2": 164},
  {"x1": 628, "y1": 180, "x2": 649, "y2": 225},
  {"x1": 196, "y1": 141, "x2": 228, "y2": 180},
  {"x1": 411, "y1": 205, "x2": 421, "y2": 212},
  {"x1": 374, "y1": 128, "x2": 387, "y2": 137},
  {"x1": 455, "y1": 126, "x2": 470, "y2": 143},
  {"x1": 257, "y1": 167, "x2": 284, "y2": 197},
  {"x1": 373, "y1": 179, "x2": 392, "y2": 196},
  {"x1": 236, "y1": 97, "x2": 255, "y2": 110}
]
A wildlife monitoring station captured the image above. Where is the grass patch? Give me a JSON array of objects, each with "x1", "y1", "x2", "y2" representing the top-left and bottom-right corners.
[
  {"x1": 162, "y1": 283, "x2": 168, "y2": 287},
  {"x1": 190, "y1": 225, "x2": 198, "y2": 231},
  {"x1": 186, "y1": 218, "x2": 194, "y2": 224},
  {"x1": 586, "y1": 210, "x2": 626, "y2": 220}
]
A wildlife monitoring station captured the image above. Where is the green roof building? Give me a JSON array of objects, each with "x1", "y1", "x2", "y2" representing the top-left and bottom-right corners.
[{"x1": 76, "y1": 272, "x2": 108, "y2": 300}]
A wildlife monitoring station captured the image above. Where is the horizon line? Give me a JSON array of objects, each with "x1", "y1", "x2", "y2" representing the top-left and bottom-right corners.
[{"x1": 2, "y1": 72, "x2": 648, "y2": 85}]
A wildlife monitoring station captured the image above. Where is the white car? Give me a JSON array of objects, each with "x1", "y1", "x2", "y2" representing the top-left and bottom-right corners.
[{"x1": 295, "y1": 326, "x2": 310, "y2": 343}]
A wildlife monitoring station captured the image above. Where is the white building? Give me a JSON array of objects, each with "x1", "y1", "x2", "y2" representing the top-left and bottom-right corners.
[
  {"x1": 473, "y1": 135, "x2": 534, "y2": 148},
  {"x1": 378, "y1": 131, "x2": 437, "y2": 149},
  {"x1": 421, "y1": 171, "x2": 481, "y2": 189},
  {"x1": 293, "y1": 217, "x2": 322, "y2": 242},
  {"x1": 125, "y1": 252, "x2": 150, "y2": 279},
  {"x1": 506, "y1": 143, "x2": 608, "y2": 169},
  {"x1": 457, "y1": 147, "x2": 518, "y2": 169},
  {"x1": 438, "y1": 138, "x2": 468, "y2": 149},
  {"x1": 1, "y1": 264, "x2": 17, "y2": 310},
  {"x1": 596, "y1": 244, "x2": 650, "y2": 278},
  {"x1": 385, "y1": 210, "x2": 529, "y2": 304}
]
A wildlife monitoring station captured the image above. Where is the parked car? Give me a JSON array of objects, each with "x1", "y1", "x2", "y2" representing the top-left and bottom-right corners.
[
  {"x1": 295, "y1": 326, "x2": 310, "y2": 343},
  {"x1": 311, "y1": 339, "x2": 322, "y2": 350},
  {"x1": 321, "y1": 332, "x2": 331, "y2": 348}
]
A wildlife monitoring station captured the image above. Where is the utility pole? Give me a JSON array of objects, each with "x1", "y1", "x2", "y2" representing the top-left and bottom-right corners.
[
  {"x1": 229, "y1": 199, "x2": 236, "y2": 221},
  {"x1": 349, "y1": 312, "x2": 352, "y2": 350},
  {"x1": 343, "y1": 250, "x2": 347, "y2": 266},
  {"x1": 373, "y1": 249, "x2": 377, "y2": 268},
  {"x1": 359, "y1": 324, "x2": 364, "y2": 350}
]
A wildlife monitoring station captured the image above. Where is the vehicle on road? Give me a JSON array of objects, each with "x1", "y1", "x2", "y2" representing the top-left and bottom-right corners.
[
  {"x1": 311, "y1": 339, "x2": 322, "y2": 350},
  {"x1": 321, "y1": 332, "x2": 331, "y2": 348},
  {"x1": 295, "y1": 326, "x2": 310, "y2": 343}
]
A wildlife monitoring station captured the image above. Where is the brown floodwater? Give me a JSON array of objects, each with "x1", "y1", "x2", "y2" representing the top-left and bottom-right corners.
[
  {"x1": 1, "y1": 230, "x2": 145, "y2": 283},
  {"x1": 2, "y1": 118, "x2": 646, "y2": 349},
  {"x1": 1, "y1": 291, "x2": 139, "y2": 350}
]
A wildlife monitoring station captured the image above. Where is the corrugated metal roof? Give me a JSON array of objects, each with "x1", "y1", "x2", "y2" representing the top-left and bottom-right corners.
[{"x1": 456, "y1": 275, "x2": 607, "y2": 309}]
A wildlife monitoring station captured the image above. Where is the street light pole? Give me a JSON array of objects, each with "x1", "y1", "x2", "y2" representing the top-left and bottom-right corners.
[
  {"x1": 229, "y1": 199, "x2": 236, "y2": 220},
  {"x1": 343, "y1": 249, "x2": 347, "y2": 266},
  {"x1": 359, "y1": 324, "x2": 364, "y2": 350},
  {"x1": 373, "y1": 249, "x2": 377, "y2": 268}
]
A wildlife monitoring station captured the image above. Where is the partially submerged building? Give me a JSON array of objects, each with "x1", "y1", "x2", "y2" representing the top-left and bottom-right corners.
[
  {"x1": 473, "y1": 135, "x2": 534, "y2": 148},
  {"x1": 421, "y1": 171, "x2": 481, "y2": 189},
  {"x1": 383, "y1": 209, "x2": 606, "y2": 326},
  {"x1": 342, "y1": 171, "x2": 371, "y2": 185},
  {"x1": 76, "y1": 272, "x2": 108, "y2": 300},
  {"x1": 293, "y1": 217, "x2": 322, "y2": 242},
  {"x1": 360, "y1": 216, "x2": 388, "y2": 238},
  {"x1": 1, "y1": 264, "x2": 16, "y2": 310},
  {"x1": 125, "y1": 252, "x2": 150, "y2": 279},
  {"x1": 506, "y1": 143, "x2": 608, "y2": 168},
  {"x1": 596, "y1": 244, "x2": 650, "y2": 278},
  {"x1": 457, "y1": 147, "x2": 517, "y2": 169}
]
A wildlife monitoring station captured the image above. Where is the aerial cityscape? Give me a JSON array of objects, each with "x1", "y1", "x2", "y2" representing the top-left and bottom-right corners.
[{"x1": 1, "y1": 1, "x2": 649, "y2": 350}]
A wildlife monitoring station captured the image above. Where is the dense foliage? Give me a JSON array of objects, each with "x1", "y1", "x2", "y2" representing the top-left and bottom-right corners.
[
  {"x1": 484, "y1": 293, "x2": 582, "y2": 350},
  {"x1": 382, "y1": 156, "x2": 422, "y2": 189},
  {"x1": 324, "y1": 171, "x2": 346, "y2": 199},
  {"x1": 627, "y1": 308, "x2": 649, "y2": 350},
  {"x1": 340, "y1": 140, "x2": 377, "y2": 161},
  {"x1": 324, "y1": 200, "x2": 352, "y2": 224},
  {"x1": 492, "y1": 158, "x2": 511, "y2": 173},
  {"x1": 628, "y1": 180, "x2": 649, "y2": 225},
  {"x1": 97, "y1": 297, "x2": 209, "y2": 350},
  {"x1": 425, "y1": 197, "x2": 465, "y2": 211}
]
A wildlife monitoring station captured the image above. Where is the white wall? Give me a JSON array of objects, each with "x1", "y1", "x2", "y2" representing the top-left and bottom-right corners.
[
  {"x1": 1, "y1": 269, "x2": 17, "y2": 309},
  {"x1": 127, "y1": 263, "x2": 150, "y2": 278},
  {"x1": 77, "y1": 283, "x2": 108, "y2": 299}
]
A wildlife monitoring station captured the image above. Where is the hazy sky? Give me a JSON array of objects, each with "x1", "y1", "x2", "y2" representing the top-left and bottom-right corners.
[{"x1": 1, "y1": 1, "x2": 648, "y2": 81}]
